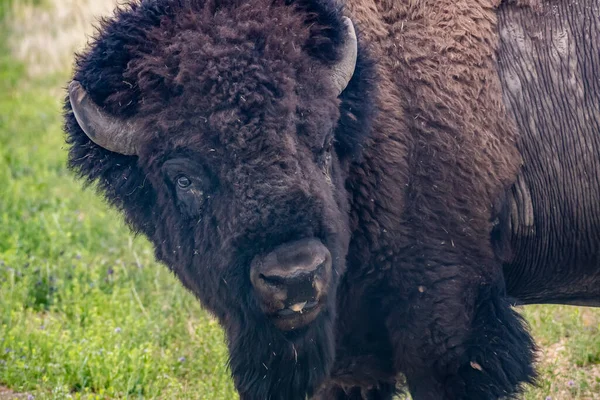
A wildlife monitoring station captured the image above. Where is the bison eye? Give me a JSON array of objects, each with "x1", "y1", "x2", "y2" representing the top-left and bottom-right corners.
[{"x1": 177, "y1": 175, "x2": 192, "y2": 189}]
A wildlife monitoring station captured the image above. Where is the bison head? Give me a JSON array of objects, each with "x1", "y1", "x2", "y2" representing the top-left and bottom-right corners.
[{"x1": 64, "y1": 0, "x2": 375, "y2": 398}]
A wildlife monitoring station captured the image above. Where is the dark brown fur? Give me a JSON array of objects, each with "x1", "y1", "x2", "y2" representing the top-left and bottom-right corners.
[
  {"x1": 320, "y1": 1, "x2": 535, "y2": 397},
  {"x1": 64, "y1": 0, "x2": 538, "y2": 399}
]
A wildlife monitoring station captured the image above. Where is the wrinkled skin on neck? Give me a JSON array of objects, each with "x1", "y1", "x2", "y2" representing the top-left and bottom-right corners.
[
  {"x1": 496, "y1": 0, "x2": 600, "y2": 307},
  {"x1": 63, "y1": 0, "x2": 376, "y2": 398}
]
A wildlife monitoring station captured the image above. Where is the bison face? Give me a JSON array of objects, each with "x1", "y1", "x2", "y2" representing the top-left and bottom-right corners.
[
  {"x1": 152, "y1": 120, "x2": 349, "y2": 334},
  {"x1": 64, "y1": 1, "x2": 375, "y2": 398}
]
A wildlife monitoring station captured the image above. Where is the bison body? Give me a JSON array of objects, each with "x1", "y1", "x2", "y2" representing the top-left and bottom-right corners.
[
  {"x1": 63, "y1": 0, "x2": 600, "y2": 399},
  {"x1": 497, "y1": 1, "x2": 600, "y2": 307}
]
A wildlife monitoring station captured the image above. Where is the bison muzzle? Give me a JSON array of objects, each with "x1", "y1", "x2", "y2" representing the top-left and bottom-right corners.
[{"x1": 250, "y1": 238, "x2": 332, "y2": 331}]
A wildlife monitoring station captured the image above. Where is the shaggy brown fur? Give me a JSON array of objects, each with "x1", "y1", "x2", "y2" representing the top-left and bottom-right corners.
[
  {"x1": 318, "y1": 1, "x2": 534, "y2": 397},
  {"x1": 63, "y1": 0, "x2": 538, "y2": 399}
]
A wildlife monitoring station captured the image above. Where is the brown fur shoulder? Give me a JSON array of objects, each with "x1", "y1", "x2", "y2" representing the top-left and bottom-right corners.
[{"x1": 347, "y1": 0, "x2": 523, "y2": 256}]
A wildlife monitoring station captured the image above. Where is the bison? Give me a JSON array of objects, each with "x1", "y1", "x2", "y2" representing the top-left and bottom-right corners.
[{"x1": 63, "y1": 0, "x2": 600, "y2": 399}]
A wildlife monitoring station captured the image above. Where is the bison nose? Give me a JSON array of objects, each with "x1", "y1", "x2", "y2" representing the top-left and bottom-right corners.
[{"x1": 250, "y1": 239, "x2": 332, "y2": 330}]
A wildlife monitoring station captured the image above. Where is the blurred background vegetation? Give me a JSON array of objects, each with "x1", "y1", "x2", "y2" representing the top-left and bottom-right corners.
[
  {"x1": 0, "y1": 0, "x2": 234, "y2": 398},
  {"x1": 0, "y1": 0, "x2": 598, "y2": 399}
]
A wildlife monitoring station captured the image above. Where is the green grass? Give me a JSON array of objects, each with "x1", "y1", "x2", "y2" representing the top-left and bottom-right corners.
[
  {"x1": 0, "y1": 19, "x2": 236, "y2": 400},
  {"x1": 0, "y1": 2, "x2": 599, "y2": 399}
]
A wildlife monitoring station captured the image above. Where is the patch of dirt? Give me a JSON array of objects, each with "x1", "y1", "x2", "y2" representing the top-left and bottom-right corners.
[{"x1": 0, "y1": 386, "x2": 28, "y2": 400}]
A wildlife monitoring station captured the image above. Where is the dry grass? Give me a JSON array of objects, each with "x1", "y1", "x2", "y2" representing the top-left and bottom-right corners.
[
  {"x1": 7, "y1": 0, "x2": 120, "y2": 77},
  {"x1": 0, "y1": 386, "x2": 29, "y2": 400}
]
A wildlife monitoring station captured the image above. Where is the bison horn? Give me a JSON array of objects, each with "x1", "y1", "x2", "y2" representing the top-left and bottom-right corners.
[
  {"x1": 331, "y1": 17, "x2": 358, "y2": 96},
  {"x1": 68, "y1": 80, "x2": 141, "y2": 155}
]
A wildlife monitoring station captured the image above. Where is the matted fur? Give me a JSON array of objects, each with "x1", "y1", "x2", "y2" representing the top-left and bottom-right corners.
[{"x1": 64, "y1": 0, "x2": 536, "y2": 399}]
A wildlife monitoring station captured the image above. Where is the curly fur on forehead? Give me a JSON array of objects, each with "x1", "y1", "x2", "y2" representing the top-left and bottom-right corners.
[
  {"x1": 65, "y1": 0, "x2": 376, "y2": 233},
  {"x1": 71, "y1": 0, "x2": 370, "y2": 127}
]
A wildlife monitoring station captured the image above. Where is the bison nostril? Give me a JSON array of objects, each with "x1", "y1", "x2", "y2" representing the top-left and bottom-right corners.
[
  {"x1": 259, "y1": 260, "x2": 325, "y2": 287},
  {"x1": 259, "y1": 270, "x2": 316, "y2": 287},
  {"x1": 260, "y1": 266, "x2": 320, "y2": 286},
  {"x1": 259, "y1": 273, "x2": 286, "y2": 287}
]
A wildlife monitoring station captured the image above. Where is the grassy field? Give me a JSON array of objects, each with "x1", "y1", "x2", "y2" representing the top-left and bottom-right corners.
[{"x1": 0, "y1": 1, "x2": 599, "y2": 399}]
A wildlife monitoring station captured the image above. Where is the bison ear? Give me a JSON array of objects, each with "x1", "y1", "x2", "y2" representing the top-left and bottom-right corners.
[
  {"x1": 289, "y1": 2, "x2": 375, "y2": 160},
  {"x1": 289, "y1": 1, "x2": 353, "y2": 63},
  {"x1": 288, "y1": 2, "x2": 375, "y2": 160}
]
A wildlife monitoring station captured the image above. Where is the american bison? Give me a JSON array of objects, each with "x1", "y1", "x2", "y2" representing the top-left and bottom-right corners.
[{"x1": 63, "y1": 0, "x2": 600, "y2": 399}]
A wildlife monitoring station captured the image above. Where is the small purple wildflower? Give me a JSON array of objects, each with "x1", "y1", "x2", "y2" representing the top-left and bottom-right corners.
[
  {"x1": 178, "y1": 356, "x2": 186, "y2": 363},
  {"x1": 545, "y1": 396, "x2": 552, "y2": 400},
  {"x1": 107, "y1": 268, "x2": 114, "y2": 276},
  {"x1": 114, "y1": 327, "x2": 122, "y2": 333},
  {"x1": 27, "y1": 394, "x2": 34, "y2": 400},
  {"x1": 567, "y1": 380, "x2": 575, "y2": 387}
]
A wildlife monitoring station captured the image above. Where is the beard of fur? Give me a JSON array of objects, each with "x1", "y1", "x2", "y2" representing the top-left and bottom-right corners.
[{"x1": 227, "y1": 295, "x2": 337, "y2": 400}]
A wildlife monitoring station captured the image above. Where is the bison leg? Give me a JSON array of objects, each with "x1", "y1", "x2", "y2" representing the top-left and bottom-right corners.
[{"x1": 387, "y1": 277, "x2": 536, "y2": 399}]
